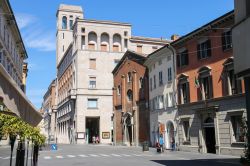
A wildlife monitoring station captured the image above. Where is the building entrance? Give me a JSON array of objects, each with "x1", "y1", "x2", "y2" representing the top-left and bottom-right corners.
[
  {"x1": 203, "y1": 117, "x2": 216, "y2": 154},
  {"x1": 86, "y1": 117, "x2": 100, "y2": 144}
]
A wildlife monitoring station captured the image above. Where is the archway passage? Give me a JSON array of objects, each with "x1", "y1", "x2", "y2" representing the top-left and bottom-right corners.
[
  {"x1": 86, "y1": 117, "x2": 100, "y2": 144},
  {"x1": 204, "y1": 117, "x2": 216, "y2": 154},
  {"x1": 166, "y1": 121, "x2": 174, "y2": 149}
]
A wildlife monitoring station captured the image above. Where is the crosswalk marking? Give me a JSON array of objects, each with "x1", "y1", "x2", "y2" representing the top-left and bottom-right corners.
[
  {"x1": 111, "y1": 154, "x2": 121, "y2": 157},
  {"x1": 56, "y1": 156, "x2": 64, "y2": 159},
  {"x1": 121, "y1": 154, "x2": 131, "y2": 157},
  {"x1": 44, "y1": 156, "x2": 51, "y2": 159},
  {"x1": 2, "y1": 157, "x2": 10, "y2": 159},
  {"x1": 89, "y1": 154, "x2": 99, "y2": 157},
  {"x1": 79, "y1": 154, "x2": 87, "y2": 157},
  {"x1": 67, "y1": 155, "x2": 75, "y2": 158},
  {"x1": 133, "y1": 154, "x2": 142, "y2": 156},
  {"x1": 99, "y1": 154, "x2": 110, "y2": 157}
]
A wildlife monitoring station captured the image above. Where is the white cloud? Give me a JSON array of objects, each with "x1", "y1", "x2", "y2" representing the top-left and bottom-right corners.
[
  {"x1": 16, "y1": 13, "x2": 36, "y2": 29},
  {"x1": 16, "y1": 13, "x2": 56, "y2": 52}
]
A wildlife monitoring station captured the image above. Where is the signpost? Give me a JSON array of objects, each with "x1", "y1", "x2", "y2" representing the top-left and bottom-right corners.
[{"x1": 51, "y1": 144, "x2": 57, "y2": 151}]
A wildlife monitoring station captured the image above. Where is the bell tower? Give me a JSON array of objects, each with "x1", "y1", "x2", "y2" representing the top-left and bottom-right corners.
[{"x1": 56, "y1": 4, "x2": 83, "y2": 65}]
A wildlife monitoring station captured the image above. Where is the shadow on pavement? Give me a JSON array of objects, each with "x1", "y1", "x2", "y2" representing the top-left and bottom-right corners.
[{"x1": 151, "y1": 158, "x2": 240, "y2": 166}]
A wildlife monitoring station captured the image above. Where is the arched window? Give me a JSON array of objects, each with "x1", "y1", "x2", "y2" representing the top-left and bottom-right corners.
[
  {"x1": 117, "y1": 85, "x2": 121, "y2": 95},
  {"x1": 88, "y1": 32, "x2": 97, "y2": 50},
  {"x1": 127, "y1": 72, "x2": 132, "y2": 82},
  {"x1": 127, "y1": 89, "x2": 133, "y2": 102},
  {"x1": 113, "y1": 34, "x2": 121, "y2": 52},
  {"x1": 62, "y1": 16, "x2": 67, "y2": 29},
  {"x1": 101, "y1": 33, "x2": 109, "y2": 51},
  {"x1": 139, "y1": 77, "x2": 144, "y2": 89}
]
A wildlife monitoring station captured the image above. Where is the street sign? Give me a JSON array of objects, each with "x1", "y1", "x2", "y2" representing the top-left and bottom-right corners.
[{"x1": 51, "y1": 144, "x2": 57, "y2": 151}]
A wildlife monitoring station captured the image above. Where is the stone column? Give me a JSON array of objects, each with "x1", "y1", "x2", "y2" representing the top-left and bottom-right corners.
[
  {"x1": 97, "y1": 35, "x2": 101, "y2": 51},
  {"x1": 110, "y1": 34, "x2": 113, "y2": 52},
  {"x1": 215, "y1": 111, "x2": 221, "y2": 154}
]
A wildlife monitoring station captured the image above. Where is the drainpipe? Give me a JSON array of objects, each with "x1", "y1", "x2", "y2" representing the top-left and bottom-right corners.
[{"x1": 166, "y1": 44, "x2": 179, "y2": 148}]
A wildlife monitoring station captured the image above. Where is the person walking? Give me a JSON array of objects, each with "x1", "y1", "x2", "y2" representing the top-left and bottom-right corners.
[{"x1": 159, "y1": 134, "x2": 164, "y2": 152}]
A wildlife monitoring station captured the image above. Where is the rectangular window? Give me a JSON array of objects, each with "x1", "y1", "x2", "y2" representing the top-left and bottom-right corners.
[
  {"x1": 89, "y1": 77, "x2": 96, "y2": 89},
  {"x1": 150, "y1": 78, "x2": 152, "y2": 91},
  {"x1": 137, "y1": 45, "x2": 142, "y2": 53},
  {"x1": 69, "y1": 20, "x2": 73, "y2": 30},
  {"x1": 168, "y1": 67, "x2": 172, "y2": 81},
  {"x1": 231, "y1": 116, "x2": 245, "y2": 142},
  {"x1": 124, "y1": 31, "x2": 128, "y2": 36},
  {"x1": 159, "y1": 71, "x2": 163, "y2": 86},
  {"x1": 197, "y1": 40, "x2": 211, "y2": 59},
  {"x1": 81, "y1": 28, "x2": 85, "y2": 33},
  {"x1": 89, "y1": 59, "x2": 96, "y2": 70},
  {"x1": 179, "y1": 82, "x2": 189, "y2": 104},
  {"x1": 88, "y1": 99, "x2": 98, "y2": 108},
  {"x1": 169, "y1": 92, "x2": 173, "y2": 107},
  {"x1": 159, "y1": 95, "x2": 164, "y2": 109},
  {"x1": 222, "y1": 31, "x2": 232, "y2": 51},
  {"x1": 183, "y1": 120, "x2": 190, "y2": 142},
  {"x1": 62, "y1": 33, "x2": 64, "y2": 39},
  {"x1": 81, "y1": 36, "x2": 85, "y2": 49},
  {"x1": 177, "y1": 50, "x2": 189, "y2": 67},
  {"x1": 124, "y1": 39, "x2": 128, "y2": 49},
  {"x1": 153, "y1": 75, "x2": 156, "y2": 89}
]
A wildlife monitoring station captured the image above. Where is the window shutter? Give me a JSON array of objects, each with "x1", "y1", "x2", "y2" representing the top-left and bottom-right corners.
[
  {"x1": 197, "y1": 44, "x2": 201, "y2": 59},
  {"x1": 221, "y1": 32, "x2": 226, "y2": 51},
  {"x1": 165, "y1": 93, "x2": 169, "y2": 108},
  {"x1": 186, "y1": 82, "x2": 190, "y2": 103},
  {"x1": 177, "y1": 54, "x2": 180, "y2": 67},
  {"x1": 208, "y1": 75, "x2": 213, "y2": 99},
  {"x1": 207, "y1": 40, "x2": 211, "y2": 57}
]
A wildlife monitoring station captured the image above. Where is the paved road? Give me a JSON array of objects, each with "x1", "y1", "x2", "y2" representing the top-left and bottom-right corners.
[{"x1": 0, "y1": 144, "x2": 241, "y2": 166}]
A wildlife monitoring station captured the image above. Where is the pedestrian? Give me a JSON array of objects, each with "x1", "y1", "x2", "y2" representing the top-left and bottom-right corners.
[
  {"x1": 92, "y1": 136, "x2": 96, "y2": 144},
  {"x1": 96, "y1": 135, "x2": 99, "y2": 144},
  {"x1": 171, "y1": 137, "x2": 175, "y2": 151},
  {"x1": 159, "y1": 134, "x2": 164, "y2": 152}
]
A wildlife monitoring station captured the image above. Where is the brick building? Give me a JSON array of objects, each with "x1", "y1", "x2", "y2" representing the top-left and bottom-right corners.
[
  {"x1": 172, "y1": 11, "x2": 246, "y2": 156},
  {"x1": 112, "y1": 50, "x2": 149, "y2": 146}
]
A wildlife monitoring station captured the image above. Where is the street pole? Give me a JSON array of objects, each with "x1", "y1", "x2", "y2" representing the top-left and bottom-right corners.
[{"x1": 244, "y1": 77, "x2": 250, "y2": 159}]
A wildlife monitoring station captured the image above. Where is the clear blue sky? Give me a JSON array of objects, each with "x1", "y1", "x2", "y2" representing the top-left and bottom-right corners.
[{"x1": 9, "y1": 0, "x2": 234, "y2": 109}]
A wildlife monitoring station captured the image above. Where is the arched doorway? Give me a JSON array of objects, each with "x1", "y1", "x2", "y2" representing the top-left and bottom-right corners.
[
  {"x1": 203, "y1": 117, "x2": 216, "y2": 154},
  {"x1": 166, "y1": 121, "x2": 174, "y2": 149},
  {"x1": 125, "y1": 115, "x2": 132, "y2": 146}
]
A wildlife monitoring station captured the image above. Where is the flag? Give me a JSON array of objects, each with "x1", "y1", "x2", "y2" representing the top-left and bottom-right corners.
[{"x1": 195, "y1": 77, "x2": 200, "y2": 88}]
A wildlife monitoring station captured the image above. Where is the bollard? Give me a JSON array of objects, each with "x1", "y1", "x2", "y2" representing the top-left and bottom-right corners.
[
  {"x1": 142, "y1": 141, "x2": 149, "y2": 151},
  {"x1": 15, "y1": 141, "x2": 25, "y2": 166}
]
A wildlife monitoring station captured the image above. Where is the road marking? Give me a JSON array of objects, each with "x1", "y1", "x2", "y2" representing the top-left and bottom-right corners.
[
  {"x1": 89, "y1": 154, "x2": 99, "y2": 157},
  {"x1": 121, "y1": 154, "x2": 131, "y2": 157},
  {"x1": 111, "y1": 154, "x2": 121, "y2": 157},
  {"x1": 44, "y1": 156, "x2": 51, "y2": 159},
  {"x1": 67, "y1": 155, "x2": 76, "y2": 158},
  {"x1": 133, "y1": 154, "x2": 143, "y2": 157},
  {"x1": 99, "y1": 154, "x2": 110, "y2": 157},
  {"x1": 79, "y1": 154, "x2": 88, "y2": 157},
  {"x1": 56, "y1": 156, "x2": 64, "y2": 159},
  {"x1": 2, "y1": 157, "x2": 10, "y2": 159}
]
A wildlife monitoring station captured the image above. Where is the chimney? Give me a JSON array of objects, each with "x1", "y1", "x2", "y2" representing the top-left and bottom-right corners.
[{"x1": 171, "y1": 34, "x2": 180, "y2": 41}]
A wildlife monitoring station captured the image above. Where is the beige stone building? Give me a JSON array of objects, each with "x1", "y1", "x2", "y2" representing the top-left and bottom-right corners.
[
  {"x1": 0, "y1": 0, "x2": 42, "y2": 144},
  {"x1": 55, "y1": 4, "x2": 169, "y2": 144},
  {"x1": 41, "y1": 79, "x2": 56, "y2": 143}
]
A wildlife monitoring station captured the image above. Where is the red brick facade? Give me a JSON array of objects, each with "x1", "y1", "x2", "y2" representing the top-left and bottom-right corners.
[
  {"x1": 112, "y1": 51, "x2": 149, "y2": 146},
  {"x1": 172, "y1": 11, "x2": 244, "y2": 104}
]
